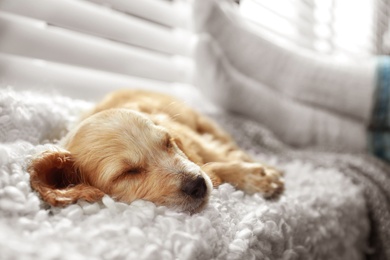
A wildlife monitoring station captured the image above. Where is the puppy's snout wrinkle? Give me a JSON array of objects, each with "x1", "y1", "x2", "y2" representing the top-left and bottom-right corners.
[{"x1": 181, "y1": 176, "x2": 207, "y2": 199}]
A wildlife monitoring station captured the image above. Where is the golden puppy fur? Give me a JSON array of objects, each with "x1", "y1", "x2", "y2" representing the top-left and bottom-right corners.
[{"x1": 28, "y1": 90, "x2": 283, "y2": 213}]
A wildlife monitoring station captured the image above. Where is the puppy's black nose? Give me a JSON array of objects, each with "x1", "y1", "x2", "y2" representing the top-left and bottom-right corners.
[{"x1": 181, "y1": 176, "x2": 207, "y2": 199}]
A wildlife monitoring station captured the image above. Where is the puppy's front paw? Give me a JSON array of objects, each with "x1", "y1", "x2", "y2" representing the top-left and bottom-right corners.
[{"x1": 242, "y1": 163, "x2": 284, "y2": 198}]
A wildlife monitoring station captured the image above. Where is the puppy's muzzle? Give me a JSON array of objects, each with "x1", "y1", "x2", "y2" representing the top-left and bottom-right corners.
[{"x1": 181, "y1": 175, "x2": 207, "y2": 199}]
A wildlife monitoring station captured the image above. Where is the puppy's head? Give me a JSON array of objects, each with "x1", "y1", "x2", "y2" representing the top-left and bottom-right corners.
[{"x1": 28, "y1": 109, "x2": 212, "y2": 213}]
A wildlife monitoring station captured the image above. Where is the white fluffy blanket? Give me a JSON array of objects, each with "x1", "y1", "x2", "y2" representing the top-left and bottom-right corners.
[{"x1": 0, "y1": 89, "x2": 373, "y2": 259}]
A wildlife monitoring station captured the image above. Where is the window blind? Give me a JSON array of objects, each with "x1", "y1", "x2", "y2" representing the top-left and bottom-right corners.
[
  {"x1": 376, "y1": 0, "x2": 390, "y2": 55},
  {"x1": 239, "y1": 0, "x2": 388, "y2": 58},
  {"x1": 0, "y1": 0, "x2": 195, "y2": 99},
  {"x1": 1, "y1": 0, "x2": 388, "y2": 99}
]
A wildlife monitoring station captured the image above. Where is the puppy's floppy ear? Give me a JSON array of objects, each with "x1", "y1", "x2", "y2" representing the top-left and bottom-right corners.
[{"x1": 28, "y1": 150, "x2": 104, "y2": 207}]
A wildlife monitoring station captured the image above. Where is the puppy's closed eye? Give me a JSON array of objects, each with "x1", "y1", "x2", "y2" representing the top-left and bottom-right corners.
[
  {"x1": 112, "y1": 166, "x2": 144, "y2": 183},
  {"x1": 163, "y1": 134, "x2": 174, "y2": 149},
  {"x1": 126, "y1": 167, "x2": 144, "y2": 175}
]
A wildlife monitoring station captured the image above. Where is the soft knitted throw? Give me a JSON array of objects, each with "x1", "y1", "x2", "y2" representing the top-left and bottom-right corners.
[{"x1": 1, "y1": 88, "x2": 389, "y2": 259}]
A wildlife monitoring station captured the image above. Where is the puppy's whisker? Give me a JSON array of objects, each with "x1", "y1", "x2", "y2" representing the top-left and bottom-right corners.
[
  {"x1": 170, "y1": 113, "x2": 182, "y2": 120},
  {"x1": 161, "y1": 101, "x2": 179, "y2": 111}
]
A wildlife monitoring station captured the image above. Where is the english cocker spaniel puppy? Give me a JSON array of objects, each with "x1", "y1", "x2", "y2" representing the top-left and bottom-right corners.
[{"x1": 28, "y1": 90, "x2": 283, "y2": 213}]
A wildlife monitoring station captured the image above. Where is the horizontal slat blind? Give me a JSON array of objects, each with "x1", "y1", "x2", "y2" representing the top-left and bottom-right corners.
[
  {"x1": 86, "y1": 0, "x2": 191, "y2": 29},
  {"x1": 0, "y1": 52, "x2": 207, "y2": 107},
  {"x1": 0, "y1": 53, "x2": 171, "y2": 100},
  {"x1": 239, "y1": 0, "x2": 316, "y2": 50},
  {"x1": 240, "y1": 0, "x2": 380, "y2": 58},
  {"x1": 0, "y1": 12, "x2": 193, "y2": 83},
  {"x1": 376, "y1": 0, "x2": 390, "y2": 54},
  {"x1": 0, "y1": 0, "x2": 194, "y2": 56},
  {"x1": 0, "y1": 0, "x2": 195, "y2": 93}
]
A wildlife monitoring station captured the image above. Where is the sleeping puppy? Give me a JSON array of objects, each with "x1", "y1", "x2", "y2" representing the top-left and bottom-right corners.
[{"x1": 28, "y1": 90, "x2": 283, "y2": 213}]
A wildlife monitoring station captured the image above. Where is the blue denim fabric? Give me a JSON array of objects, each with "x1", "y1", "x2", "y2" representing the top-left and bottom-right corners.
[{"x1": 369, "y1": 56, "x2": 390, "y2": 162}]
